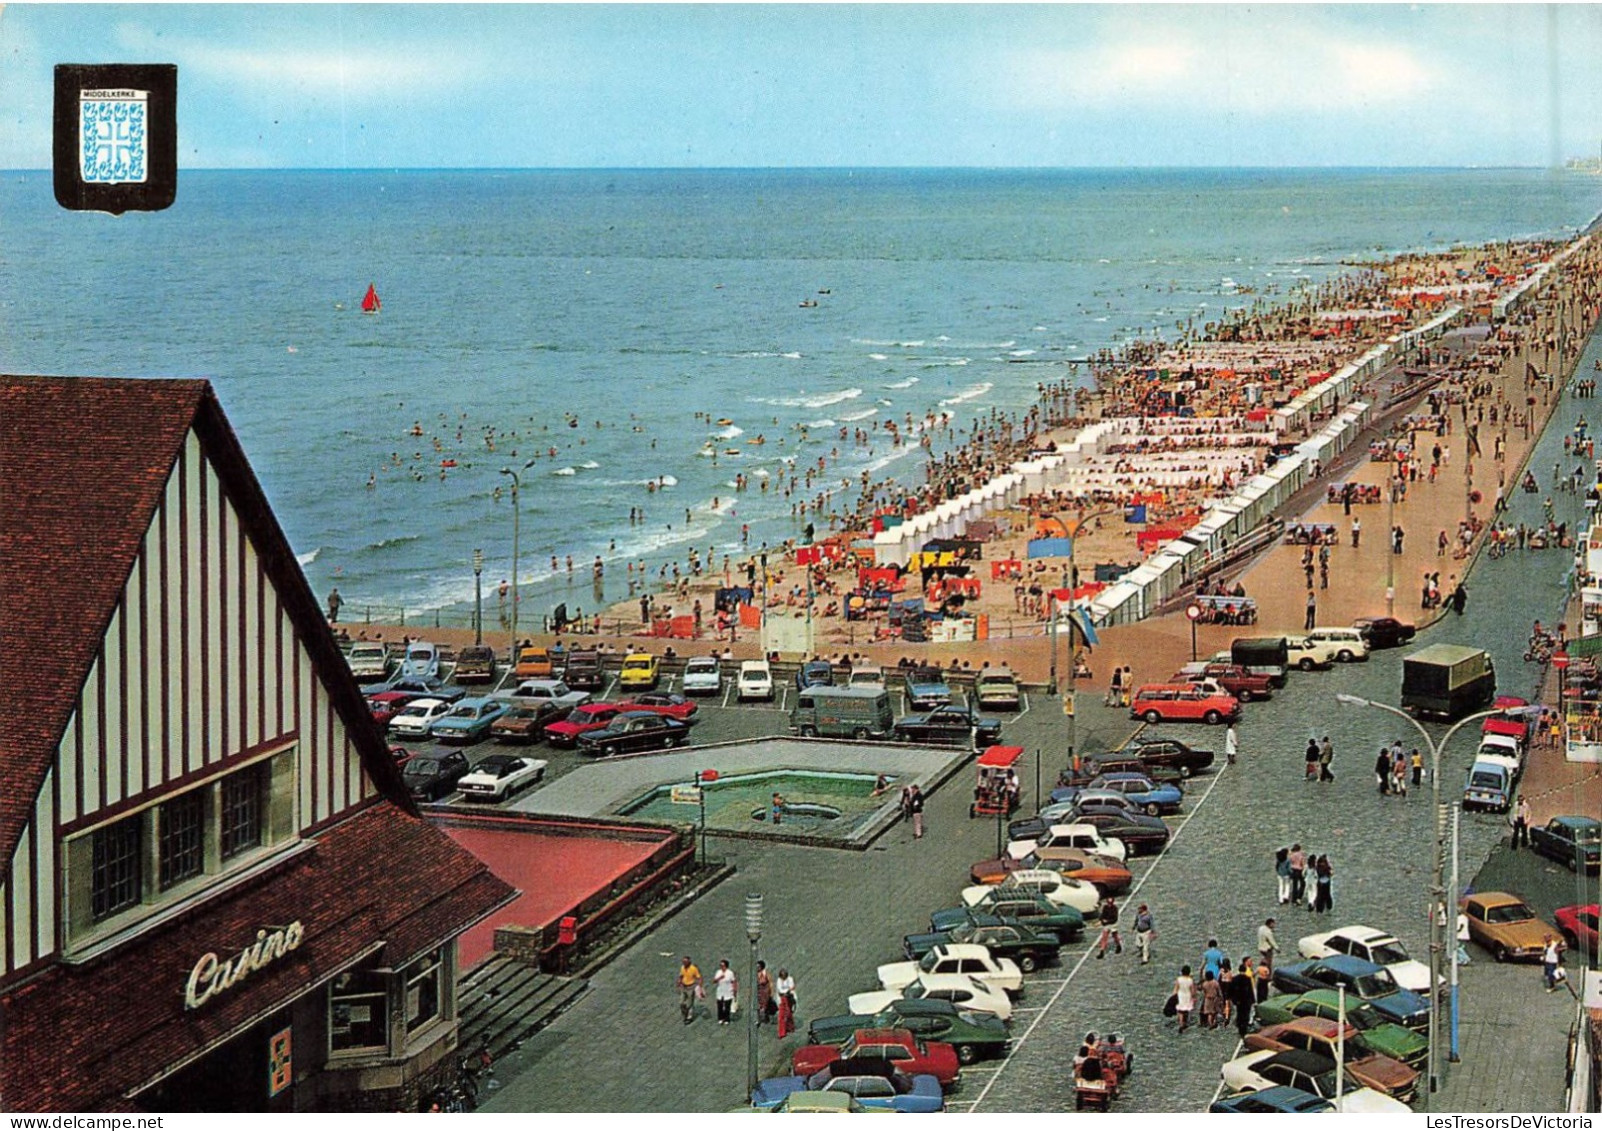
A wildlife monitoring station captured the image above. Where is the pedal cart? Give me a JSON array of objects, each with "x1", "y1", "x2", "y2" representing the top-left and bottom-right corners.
[{"x1": 969, "y1": 745, "x2": 1024, "y2": 818}]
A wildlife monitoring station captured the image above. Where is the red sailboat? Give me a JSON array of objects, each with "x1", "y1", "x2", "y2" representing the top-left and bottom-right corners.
[{"x1": 361, "y1": 283, "x2": 381, "y2": 314}]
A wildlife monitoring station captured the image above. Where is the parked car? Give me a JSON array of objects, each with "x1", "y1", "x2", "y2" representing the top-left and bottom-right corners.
[
  {"x1": 736, "y1": 659, "x2": 774, "y2": 701},
  {"x1": 877, "y1": 943, "x2": 1023, "y2": 998},
  {"x1": 969, "y1": 847, "x2": 1132, "y2": 894},
  {"x1": 1302, "y1": 626, "x2": 1370, "y2": 662},
  {"x1": 453, "y1": 643, "x2": 498, "y2": 685},
  {"x1": 544, "y1": 702, "x2": 629, "y2": 747},
  {"x1": 1284, "y1": 635, "x2": 1339, "y2": 671},
  {"x1": 1555, "y1": 904, "x2": 1599, "y2": 964},
  {"x1": 1171, "y1": 662, "x2": 1274, "y2": 702},
  {"x1": 429, "y1": 696, "x2": 511, "y2": 744},
  {"x1": 1460, "y1": 891, "x2": 1560, "y2": 963},
  {"x1": 622, "y1": 691, "x2": 699, "y2": 720},
  {"x1": 790, "y1": 1029, "x2": 960, "y2": 1089},
  {"x1": 369, "y1": 689, "x2": 427, "y2": 730},
  {"x1": 796, "y1": 659, "x2": 835, "y2": 690},
  {"x1": 847, "y1": 974, "x2": 1013, "y2": 1022},
  {"x1": 561, "y1": 647, "x2": 604, "y2": 690},
  {"x1": 1209, "y1": 1086, "x2": 1334, "y2": 1114},
  {"x1": 1270, "y1": 955, "x2": 1429, "y2": 1031},
  {"x1": 456, "y1": 753, "x2": 548, "y2": 801},
  {"x1": 905, "y1": 667, "x2": 953, "y2": 710},
  {"x1": 389, "y1": 744, "x2": 416, "y2": 767},
  {"x1": 1530, "y1": 815, "x2": 1602, "y2": 873},
  {"x1": 1006, "y1": 822, "x2": 1127, "y2": 863},
  {"x1": 1041, "y1": 788, "x2": 1145, "y2": 815},
  {"x1": 751, "y1": 1059, "x2": 944, "y2": 1113},
  {"x1": 901, "y1": 922, "x2": 1061, "y2": 974},
  {"x1": 1354, "y1": 616, "x2": 1417, "y2": 650},
  {"x1": 1219, "y1": 1049, "x2": 1409, "y2": 1113},
  {"x1": 848, "y1": 665, "x2": 887, "y2": 691},
  {"x1": 1296, "y1": 925, "x2": 1435, "y2": 995},
  {"x1": 513, "y1": 645, "x2": 556, "y2": 680},
  {"x1": 1081, "y1": 772, "x2": 1183, "y2": 815},
  {"x1": 400, "y1": 640, "x2": 442, "y2": 682},
  {"x1": 389, "y1": 697, "x2": 454, "y2": 739},
  {"x1": 960, "y1": 868, "x2": 1101, "y2": 914},
  {"x1": 1122, "y1": 736, "x2": 1216, "y2": 777},
  {"x1": 511, "y1": 678, "x2": 590, "y2": 713},
  {"x1": 892, "y1": 703, "x2": 1003, "y2": 746},
  {"x1": 1128, "y1": 683, "x2": 1240, "y2": 725},
  {"x1": 490, "y1": 703, "x2": 565, "y2": 744},
  {"x1": 1244, "y1": 1018, "x2": 1418, "y2": 1102},
  {"x1": 681, "y1": 655, "x2": 723, "y2": 696},
  {"x1": 806, "y1": 1000, "x2": 1010, "y2": 1065},
  {"x1": 1053, "y1": 808, "x2": 1171, "y2": 856},
  {"x1": 1059, "y1": 754, "x2": 1183, "y2": 790},
  {"x1": 974, "y1": 667, "x2": 1022, "y2": 710},
  {"x1": 618, "y1": 651, "x2": 661, "y2": 690},
  {"x1": 574, "y1": 711, "x2": 692, "y2": 756},
  {"x1": 401, "y1": 750, "x2": 472, "y2": 802},
  {"x1": 1250, "y1": 990, "x2": 1428, "y2": 1069},
  {"x1": 346, "y1": 641, "x2": 392, "y2": 680},
  {"x1": 929, "y1": 900, "x2": 1086, "y2": 946}
]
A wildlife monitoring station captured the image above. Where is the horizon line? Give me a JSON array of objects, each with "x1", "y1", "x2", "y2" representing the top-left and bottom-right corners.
[{"x1": 0, "y1": 163, "x2": 1570, "y2": 176}]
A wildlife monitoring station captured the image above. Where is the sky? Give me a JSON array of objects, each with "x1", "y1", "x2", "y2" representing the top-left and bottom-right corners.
[{"x1": 5, "y1": 3, "x2": 1602, "y2": 169}]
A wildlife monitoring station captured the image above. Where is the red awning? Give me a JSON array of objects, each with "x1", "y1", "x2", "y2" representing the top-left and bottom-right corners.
[{"x1": 976, "y1": 745, "x2": 1024, "y2": 768}]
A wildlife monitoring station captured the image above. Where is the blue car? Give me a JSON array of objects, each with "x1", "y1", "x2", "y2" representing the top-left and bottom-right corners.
[
  {"x1": 429, "y1": 696, "x2": 511, "y2": 744},
  {"x1": 1270, "y1": 954, "x2": 1430, "y2": 1031},
  {"x1": 796, "y1": 659, "x2": 835, "y2": 690},
  {"x1": 1210, "y1": 1085, "x2": 1334, "y2": 1113},
  {"x1": 905, "y1": 668, "x2": 953, "y2": 710},
  {"x1": 752, "y1": 1059, "x2": 944, "y2": 1113},
  {"x1": 1051, "y1": 774, "x2": 1182, "y2": 816}
]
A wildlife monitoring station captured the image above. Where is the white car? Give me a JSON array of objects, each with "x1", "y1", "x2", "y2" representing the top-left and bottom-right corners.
[
  {"x1": 1220, "y1": 1049, "x2": 1410, "y2": 1113},
  {"x1": 389, "y1": 697, "x2": 453, "y2": 738},
  {"x1": 961, "y1": 869, "x2": 1100, "y2": 915},
  {"x1": 682, "y1": 656, "x2": 723, "y2": 696},
  {"x1": 1475, "y1": 734, "x2": 1524, "y2": 776},
  {"x1": 848, "y1": 665, "x2": 886, "y2": 691},
  {"x1": 346, "y1": 641, "x2": 391, "y2": 680},
  {"x1": 1006, "y1": 823, "x2": 1127, "y2": 863},
  {"x1": 737, "y1": 660, "x2": 774, "y2": 701},
  {"x1": 847, "y1": 973, "x2": 1014, "y2": 1022},
  {"x1": 456, "y1": 754, "x2": 548, "y2": 802},
  {"x1": 511, "y1": 679, "x2": 591, "y2": 711},
  {"x1": 1285, "y1": 635, "x2": 1340, "y2": 671},
  {"x1": 876, "y1": 944, "x2": 1022, "y2": 998},
  {"x1": 1303, "y1": 627, "x2": 1370, "y2": 663},
  {"x1": 1296, "y1": 925, "x2": 1437, "y2": 994}
]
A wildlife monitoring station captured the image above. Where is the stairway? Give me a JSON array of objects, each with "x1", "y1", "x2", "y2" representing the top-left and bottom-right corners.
[{"x1": 457, "y1": 954, "x2": 589, "y2": 1061}]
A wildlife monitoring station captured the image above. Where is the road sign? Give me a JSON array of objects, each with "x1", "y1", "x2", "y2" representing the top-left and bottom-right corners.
[{"x1": 1186, "y1": 604, "x2": 1203, "y2": 621}]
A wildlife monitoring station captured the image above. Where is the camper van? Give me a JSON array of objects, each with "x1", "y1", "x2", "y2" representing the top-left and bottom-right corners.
[{"x1": 790, "y1": 686, "x2": 895, "y2": 740}]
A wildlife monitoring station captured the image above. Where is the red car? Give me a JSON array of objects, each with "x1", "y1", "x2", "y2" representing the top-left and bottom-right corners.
[
  {"x1": 791, "y1": 1028, "x2": 961, "y2": 1088},
  {"x1": 369, "y1": 690, "x2": 425, "y2": 729},
  {"x1": 1128, "y1": 683, "x2": 1240, "y2": 725},
  {"x1": 389, "y1": 744, "x2": 416, "y2": 767},
  {"x1": 621, "y1": 692, "x2": 699, "y2": 720},
  {"x1": 1170, "y1": 663, "x2": 1274, "y2": 703},
  {"x1": 1556, "y1": 903, "x2": 1599, "y2": 964},
  {"x1": 544, "y1": 702, "x2": 627, "y2": 747}
]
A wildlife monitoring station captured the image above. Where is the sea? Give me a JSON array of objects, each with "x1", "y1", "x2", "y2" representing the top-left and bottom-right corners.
[{"x1": 4, "y1": 167, "x2": 1602, "y2": 627}]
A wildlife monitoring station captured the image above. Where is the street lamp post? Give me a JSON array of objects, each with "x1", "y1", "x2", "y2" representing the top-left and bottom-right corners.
[
  {"x1": 499, "y1": 459, "x2": 537, "y2": 656},
  {"x1": 1334, "y1": 695, "x2": 1541, "y2": 1106},
  {"x1": 744, "y1": 894, "x2": 765, "y2": 1099},
  {"x1": 472, "y1": 547, "x2": 484, "y2": 647},
  {"x1": 1061, "y1": 506, "x2": 1117, "y2": 761}
]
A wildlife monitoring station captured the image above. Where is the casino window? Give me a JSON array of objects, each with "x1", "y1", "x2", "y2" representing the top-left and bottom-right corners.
[
  {"x1": 158, "y1": 790, "x2": 206, "y2": 889},
  {"x1": 405, "y1": 949, "x2": 444, "y2": 1033},
  {"x1": 220, "y1": 761, "x2": 267, "y2": 858},
  {"x1": 328, "y1": 967, "x2": 390, "y2": 1055},
  {"x1": 90, "y1": 814, "x2": 143, "y2": 920}
]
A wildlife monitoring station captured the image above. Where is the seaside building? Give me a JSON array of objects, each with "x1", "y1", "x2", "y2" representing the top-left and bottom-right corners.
[{"x1": 0, "y1": 376, "x2": 516, "y2": 1112}]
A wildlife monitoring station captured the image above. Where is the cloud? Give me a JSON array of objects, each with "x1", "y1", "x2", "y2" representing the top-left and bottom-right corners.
[{"x1": 997, "y1": 13, "x2": 1444, "y2": 117}]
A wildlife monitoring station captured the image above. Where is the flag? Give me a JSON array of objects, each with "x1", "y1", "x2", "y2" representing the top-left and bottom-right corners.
[{"x1": 1074, "y1": 608, "x2": 1100, "y2": 649}]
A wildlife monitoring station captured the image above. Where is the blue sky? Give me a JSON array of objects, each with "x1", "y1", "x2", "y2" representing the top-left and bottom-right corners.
[{"x1": 6, "y1": 4, "x2": 1602, "y2": 169}]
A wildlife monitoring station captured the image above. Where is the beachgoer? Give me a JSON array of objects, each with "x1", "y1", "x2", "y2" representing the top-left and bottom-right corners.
[{"x1": 677, "y1": 956, "x2": 703, "y2": 1025}]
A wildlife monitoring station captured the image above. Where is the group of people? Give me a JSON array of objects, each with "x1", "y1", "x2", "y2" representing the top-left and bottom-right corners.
[
  {"x1": 1169, "y1": 940, "x2": 1269, "y2": 1037},
  {"x1": 1375, "y1": 740, "x2": 1424, "y2": 796},
  {"x1": 676, "y1": 955, "x2": 798, "y2": 1035},
  {"x1": 1274, "y1": 844, "x2": 1336, "y2": 913}
]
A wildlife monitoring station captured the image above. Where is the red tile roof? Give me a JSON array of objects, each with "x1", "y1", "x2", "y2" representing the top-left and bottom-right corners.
[
  {"x1": 0, "y1": 376, "x2": 414, "y2": 873},
  {"x1": 0, "y1": 803, "x2": 516, "y2": 1111}
]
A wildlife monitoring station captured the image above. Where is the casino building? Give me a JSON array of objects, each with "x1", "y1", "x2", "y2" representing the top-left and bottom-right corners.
[{"x1": 0, "y1": 376, "x2": 516, "y2": 1111}]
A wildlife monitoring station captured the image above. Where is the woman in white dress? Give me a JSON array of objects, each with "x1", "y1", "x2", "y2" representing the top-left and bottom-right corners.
[{"x1": 1173, "y1": 964, "x2": 1196, "y2": 1033}]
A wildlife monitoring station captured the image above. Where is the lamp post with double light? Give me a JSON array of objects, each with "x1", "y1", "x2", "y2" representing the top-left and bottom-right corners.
[
  {"x1": 472, "y1": 547, "x2": 484, "y2": 647},
  {"x1": 498, "y1": 458, "x2": 537, "y2": 655},
  {"x1": 1333, "y1": 694, "x2": 1541, "y2": 1105},
  {"x1": 744, "y1": 894, "x2": 765, "y2": 1098}
]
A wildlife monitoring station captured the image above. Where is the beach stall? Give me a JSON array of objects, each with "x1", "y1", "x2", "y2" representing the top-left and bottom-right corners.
[{"x1": 1090, "y1": 578, "x2": 1143, "y2": 626}]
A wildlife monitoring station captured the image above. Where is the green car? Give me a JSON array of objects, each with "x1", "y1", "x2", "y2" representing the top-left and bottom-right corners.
[
  {"x1": 928, "y1": 895, "x2": 1085, "y2": 943},
  {"x1": 806, "y1": 999, "x2": 1011, "y2": 1064},
  {"x1": 902, "y1": 919, "x2": 1063, "y2": 973},
  {"x1": 1253, "y1": 989, "x2": 1428, "y2": 1069}
]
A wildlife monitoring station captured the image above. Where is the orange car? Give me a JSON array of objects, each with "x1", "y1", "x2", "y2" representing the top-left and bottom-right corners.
[
  {"x1": 1128, "y1": 683, "x2": 1240, "y2": 725},
  {"x1": 1245, "y1": 1017, "x2": 1418, "y2": 1103},
  {"x1": 969, "y1": 847, "x2": 1132, "y2": 893}
]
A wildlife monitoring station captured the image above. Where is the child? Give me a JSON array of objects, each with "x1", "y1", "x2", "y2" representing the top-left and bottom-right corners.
[{"x1": 1200, "y1": 970, "x2": 1222, "y2": 1030}]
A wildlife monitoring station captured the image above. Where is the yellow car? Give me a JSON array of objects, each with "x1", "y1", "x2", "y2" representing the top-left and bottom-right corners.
[
  {"x1": 619, "y1": 651, "x2": 660, "y2": 690},
  {"x1": 1460, "y1": 891, "x2": 1559, "y2": 963},
  {"x1": 514, "y1": 645, "x2": 555, "y2": 680}
]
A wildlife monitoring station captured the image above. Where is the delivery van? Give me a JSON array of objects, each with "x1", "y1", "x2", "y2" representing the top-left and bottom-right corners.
[
  {"x1": 790, "y1": 686, "x2": 895, "y2": 740},
  {"x1": 1401, "y1": 644, "x2": 1495, "y2": 720},
  {"x1": 1228, "y1": 636, "x2": 1289, "y2": 687}
]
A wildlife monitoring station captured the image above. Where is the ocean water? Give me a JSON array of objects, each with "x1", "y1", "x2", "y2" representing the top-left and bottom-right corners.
[{"x1": 3, "y1": 167, "x2": 1601, "y2": 624}]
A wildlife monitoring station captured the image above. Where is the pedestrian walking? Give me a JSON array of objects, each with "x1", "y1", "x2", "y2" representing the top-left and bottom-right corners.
[
  {"x1": 775, "y1": 968, "x2": 797, "y2": 1037},
  {"x1": 1218, "y1": 959, "x2": 1235, "y2": 1025},
  {"x1": 1512, "y1": 795, "x2": 1531, "y2": 849},
  {"x1": 1255, "y1": 957, "x2": 1272, "y2": 1004},
  {"x1": 1201, "y1": 938, "x2": 1226, "y2": 980},
  {"x1": 713, "y1": 959, "x2": 738, "y2": 1025},
  {"x1": 1351, "y1": 517, "x2": 1361, "y2": 548},
  {"x1": 1133, "y1": 903, "x2": 1156, "y2": 964},
  {"x1": 1411, "y1": 748, "x2": 1424, "y2": 787},
  {"x1": 1173, "y1": 965, "x2": 1195, "y2": 1033},
  {"x1": 1095, "y1": 896, "x2": 1123, "y2": 958},
  {"x1": 909, "y1": 785, "x2": 925, "y2": 839},
  {"x1": 676, "y1": 955, "x2": 703, "y2": 1025},
  {"x1": 1374, "y1": 746, "x2": 1391, "y2": 794},
  {"x1": 326, "y1": 586, "x2": 342, "y2": 624},
  {"x1": 1275, "y1": 848, "x2": 1292, "y2": 905},
  {"x1": 1391, "y1": 750, "x2": 1409, "y2": 797},
  {"x1": 1304, "y1": 591, "x2": 1316, "y2": 631},
  {"x1": 1225, "y1": 724, "x2": 1238, "y2": 766},
  {"x1": 1257, "y1": 917, "x2": 1278, "y2": 974},
  {"x1": 755, "y1": 960, "x2": 774, "y2": 1025},
  {"x1": 1231, "y1": 957, "x2": 1258, "y2": 1037},
  {"x1": 1543, "y1": 936, "x2": 1565, "y2": 991},
  {"x1": 1318, "y1": 735, "x2": 1334, "y2": 783},
  {"x1": 1304, "y1": 738, "x2": 1320, "y2": 782},
  {"x1": 1313, "y1": 856, "x2": 1334, "y2": 914},
  {"x1": 1107, "y1": 665, "x2": 1123, "y2": 708},
  {"x1": 1200, "y1": 971, "x2": 1222, "y2": 1030},
  {"x1": 1288, "y1": 844, "x2": 1307, "y2": 905}
]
